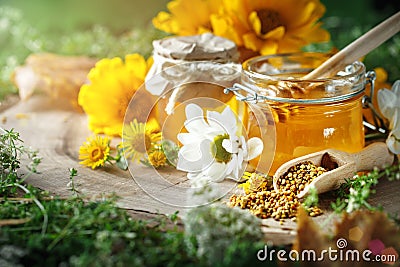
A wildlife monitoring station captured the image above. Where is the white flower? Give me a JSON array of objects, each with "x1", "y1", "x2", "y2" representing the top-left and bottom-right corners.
[
  {"x1": 378, "y1": 80, "x2": 400, "y2": 122},
  {"x1": 386, "y1": 109, "x2": 400, "y2": 154},
  {"x1": 378, "y1": 80, "x2": 400, "y2": 154},
  {"x1": 176, "y1": 103, "x2": 263, "y2": 183}
]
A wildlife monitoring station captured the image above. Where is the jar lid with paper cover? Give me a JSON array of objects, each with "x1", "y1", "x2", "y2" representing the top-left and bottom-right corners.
[
  {"x1": 145, "y1": 33, "x2": 240, "y2": 100},
  {"x1": 144, "y1": 33, "x2": 245, "y2": 141}
]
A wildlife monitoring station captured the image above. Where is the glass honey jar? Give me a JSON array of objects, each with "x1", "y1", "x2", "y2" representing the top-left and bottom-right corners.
[
  {"x1": 227, "y1": 52, "x2": 372, "y2": 175},
  {"x1": 144, "y1": 33, "x2": 242, "y2": 143}
]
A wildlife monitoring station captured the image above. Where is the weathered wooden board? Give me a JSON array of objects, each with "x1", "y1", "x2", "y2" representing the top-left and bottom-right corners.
[{"x1": 1, "y1": 95, "x2": 399, "y2": 245}]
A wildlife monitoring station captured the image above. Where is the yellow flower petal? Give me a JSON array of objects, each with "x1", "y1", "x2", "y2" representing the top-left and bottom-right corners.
[
  {"x1": 243, "y1": 33, "x2": 278, "y2": 54},
  {"x1": 125, "y1": 54, "x2": 148, "y2": 80},
  {"x1": 148, "y1": 150, "x2": 167, "y2": 168},
  {"x1": 153, "y1": 0, "x2": 221, "y2": 35},
  {"x1": 79, "y1": 135, "x2": 111, "y2": 169},
  {"x1": 260, "y1": 42, "x2": 279, "y2": 55},
  {"x1": 78, "y1": 54, "x2": 153, "y2": 136},
  {"x1": 152, "y1": 11, "x2": 178, "y2": 33},
  {"x1": 122, "y1": 119, "x2": 162, "y2": 162},
  {"x1": 249, "y1": 11, "x2": 262, "y2": 36},
  {"x1": 211, "y1": 14, "x2": 245, "y2": 46},
  {"x1": 264, "y1": 26, "x2": 285, "y2": 40}
]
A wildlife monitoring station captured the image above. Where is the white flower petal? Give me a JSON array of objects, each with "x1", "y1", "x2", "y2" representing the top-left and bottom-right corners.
[
  {"x1": 221, "y1": 138, "x2": 233, "y2": 152},
  {"x1": 177, "y1": 139, "x2": 212, "y2": 172},
  {"x1": 387, "y1": 109, "x2": 400, "y2": 155},
  {"x1": 205, "y1": 162, "x2": 227, "y2": 182},
  {"x1": 184, "y1": 118, "x2": 209, "y2": 134},
  {"x1": 185, "y1": 103, "x2": 203, "y2": 120},
  {"x1": 178, "y1": 143, "x2": 202, "y2": 162},
  {"x1": 177, "y1": 154, "x2": 201, "y2": 173},
  {"x1": 226, "y1": 154, "x2": 244, "y2": 181},
  {"x1": 206, "y1": 110, "x2": 226, "y2": 133},
  {"x1": 237, "y1": 148, "x2": 244, "y2": 166},
  {"x1": 240, "y1": 136, "x2": 247, "y2": 158},
  {"x1": 177, "y1": 132, "x2": 202, "y2": 145},
  {"x1": 221, "y1": 105, "x2": 238, "y2": 124},
  {"x1": 386, "y1": 134, "x2": 400, "y2": 154},
  {"x1": 199, "y1": 139, "x2": 215, "y2": 170},
  {"x1": 391, "y1": 80, "x2": 400, "y2": 97},
  {"x1": 222, "y1": 138, "x2": 239, "y2": 154},
  {"x1": 184, "y1": 104, "x2": 210, "y2": 133},
  {"x1": 232, "y1": 153, "x2": 240, "y2": 180},
  {"x1": 207, "y1": 106, "x2": 237, "y2": 135},
  {"x1": 203, "y1": 128, "x2": 224, "y2": 140},
  {"x1": 390, "y1": 108, "x2": 400, "y2": 130},
  {"x1": 378, "y1": 89, "x2": 397, "y2": 120},
  {"x1": 225, "y1": 154, "x2": 236, "y2": 177},
  {"x1": 245, "y1": 137, "x2": 264, "y2": 160}
]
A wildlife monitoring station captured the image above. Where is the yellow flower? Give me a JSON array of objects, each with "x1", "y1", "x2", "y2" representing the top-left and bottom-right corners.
[
  {"x1": 148, "y1": 150, "x2": 168, "y2": 168},
  {"x1": 122, "y1": 119, "x2": 162, "y2": 162},
  {"x1": 78, "y1": 54, "x2": 154, "y2": 136},
  {"x1": 79, "y1": 135, "x2": 111, "y2": 169},
  {"x1": 153, "y1": 0, "x2": 330, "y2": 57},
  {"x1": 239, "y1": 172, "x2": 272, "y2": 194},
  {"x1": 212, "y1": 0, "x2": 330, "y2": 55},
  {"x1": 153, "y1": 0, "x2": 223, "y2": 35}
]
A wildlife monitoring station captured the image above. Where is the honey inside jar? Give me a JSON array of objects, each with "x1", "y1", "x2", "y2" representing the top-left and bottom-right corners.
[{"x1": 242, "y1": 52, "x2": 367, "y2": 175}]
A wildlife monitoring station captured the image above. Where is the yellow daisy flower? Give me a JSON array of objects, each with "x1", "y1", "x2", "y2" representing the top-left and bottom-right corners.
[
  {"x1": 122, "y1": 119, "x2": 162, "y2": 162},
  {"x1": 213, "y1": 0, "x2": 330, "y2": 55},
  {"x1": 79, "y1": 135, "x2": 111, "y2": 169},
  {"x1": 78, "y1": 54, "x2": 154, "y2": 136},
  {"x1": 153, "y1": 0, "x2": 223, "y2": 35},
  {"x1": 239, "y1": 172, "x2": 272, "y2": 194},
  {"x1": 148, "y1": 150, "x2": 168, "y2": 168},
  {"x1": 153, "y1": 0, "x2": 330, "y2": 56}
]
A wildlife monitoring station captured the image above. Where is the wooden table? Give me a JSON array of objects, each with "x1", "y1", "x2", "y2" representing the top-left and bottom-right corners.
[{"x1": 2, "y1": 96, "x2": 399, "y2": 245}]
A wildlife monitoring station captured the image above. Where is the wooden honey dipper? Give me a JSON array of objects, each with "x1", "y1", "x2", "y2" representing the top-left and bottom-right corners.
[
  {"x1": 285, "y1": 11, "x2": 400, "y2": 96},
  {"x1": 304, "y1": 11, "x2": 400, "y2": 80}
]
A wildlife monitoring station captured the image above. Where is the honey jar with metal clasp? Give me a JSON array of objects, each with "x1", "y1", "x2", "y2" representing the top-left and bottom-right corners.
[{"x1": 226, "y1": 52, "x2": 375, "y2": 175}]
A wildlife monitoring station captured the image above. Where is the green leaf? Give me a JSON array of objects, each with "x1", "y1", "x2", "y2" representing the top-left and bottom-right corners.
[{"x1": 116, "y1": 156, "x2": 128, "y2": 171}]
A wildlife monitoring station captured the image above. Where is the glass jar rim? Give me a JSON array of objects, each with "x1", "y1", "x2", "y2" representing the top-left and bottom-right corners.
[
  {"x1": 242, "y1": 52, "x2": 365, "y2": 82},
  {"x1": 241, "y1": 52, "x2": 367, "y2": 104}
]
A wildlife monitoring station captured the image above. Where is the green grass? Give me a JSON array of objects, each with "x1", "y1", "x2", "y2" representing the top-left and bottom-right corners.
[{"x1": 0, "y1": 128, "x2": 270, "y2": 267}]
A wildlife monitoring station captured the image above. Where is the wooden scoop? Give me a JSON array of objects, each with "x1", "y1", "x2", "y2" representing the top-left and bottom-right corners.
[
  {"x1": 303, "y1": 11, "x2": 400, "y2": 80},
  {"x1": 273, "y1": 142, "x2": 394, "y2": 198}
]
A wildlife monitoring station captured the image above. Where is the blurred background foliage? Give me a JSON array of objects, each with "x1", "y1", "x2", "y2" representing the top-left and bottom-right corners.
[{"x1": 0, "y1": 0, "x2": 398, "y2": 99}]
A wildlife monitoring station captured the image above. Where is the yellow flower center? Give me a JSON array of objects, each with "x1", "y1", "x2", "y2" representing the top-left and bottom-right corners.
[
  {"x1": 89, "y1": 146, "x2": 104, "y2": 162},
  {"x1": 211, "y1": 134, "x2": 232, "y2": 163},
  {"x1": 148, "y1": 150, "x2": 167, "y2": 168},
  {"x1": 130, "y1": 133, "x2": 152, "y2": 153},
  {"x1": 256, "y1": 9, "x2": 282, "y2": 34}
]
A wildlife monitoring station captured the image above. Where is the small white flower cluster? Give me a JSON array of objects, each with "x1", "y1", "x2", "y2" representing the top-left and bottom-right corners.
[
  {"x1": 184, "y1": 203, "x2": 263, "y2": 265},
  {"x1": 378, "y1": 80, "x2": 400, "y2": 154},
  {"x1": 177, "y1": 103, "x2": 263, "y2": 183}
]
